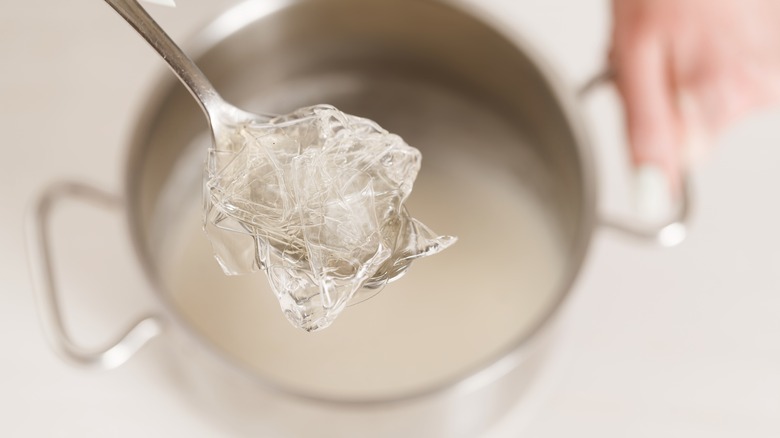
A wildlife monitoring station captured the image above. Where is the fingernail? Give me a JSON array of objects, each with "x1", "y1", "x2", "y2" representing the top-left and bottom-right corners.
[
  {"x1": 633, "y1": 164, "x2": 673, "y2": 223},
  {"x1": 142, "y1": 0, "x2": 176, "y2": 6}
]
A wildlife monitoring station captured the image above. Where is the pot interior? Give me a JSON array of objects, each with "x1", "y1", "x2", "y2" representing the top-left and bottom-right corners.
[{"x1": 128, "y1": 0, "x2": 590, "y2": 401}]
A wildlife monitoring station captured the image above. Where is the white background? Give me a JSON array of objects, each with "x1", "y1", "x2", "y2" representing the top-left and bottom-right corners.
[{"x1": 2, "y1": 0, "x2": 779, "y2": 436}]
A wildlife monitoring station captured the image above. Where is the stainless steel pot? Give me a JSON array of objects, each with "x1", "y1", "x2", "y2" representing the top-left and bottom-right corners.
[{"x1": 28, "y1": 0, "x2": 689, "y2": 436}]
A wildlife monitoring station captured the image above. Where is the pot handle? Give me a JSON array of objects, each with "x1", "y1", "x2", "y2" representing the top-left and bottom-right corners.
[
  {"x1": 26, "y1": 180, "x2": 165, "y2": 370},
  {"x1": 579, "y1": 70, "x2": 692, "y2": 247}
]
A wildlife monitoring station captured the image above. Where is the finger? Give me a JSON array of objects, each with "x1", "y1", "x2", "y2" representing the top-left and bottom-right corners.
[{"x1": 613, "y1": 32, "x2": 681, "y2": 192}]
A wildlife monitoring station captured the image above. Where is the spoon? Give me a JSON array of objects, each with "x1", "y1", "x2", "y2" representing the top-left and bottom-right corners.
[{"x1": 106, "y1": 0, "x2": 455, "y2": 330}]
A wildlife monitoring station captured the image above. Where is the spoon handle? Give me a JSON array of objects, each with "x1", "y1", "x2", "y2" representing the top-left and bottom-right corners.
[{"x1": 104, "y1": 0, "x2": 221, "y2": 117}]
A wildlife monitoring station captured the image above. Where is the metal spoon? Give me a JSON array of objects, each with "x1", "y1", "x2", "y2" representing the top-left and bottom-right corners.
[{"x1": 103, "y1": 0, "x2": 452, "y2": 329}]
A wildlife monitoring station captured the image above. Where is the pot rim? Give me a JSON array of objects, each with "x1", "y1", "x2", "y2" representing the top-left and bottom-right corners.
[{"x1": 123, "y1": 0, "x2": 597, "y2": 407}]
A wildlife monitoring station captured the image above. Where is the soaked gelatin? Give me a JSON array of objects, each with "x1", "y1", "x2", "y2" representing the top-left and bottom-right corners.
[{"x1": 203, "y1": 105, "x2": 455, "y2": 331}]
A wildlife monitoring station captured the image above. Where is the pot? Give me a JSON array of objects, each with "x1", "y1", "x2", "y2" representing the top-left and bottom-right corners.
[{"x1": 28, "y1": 0, "x2": 689, "y2": 436}]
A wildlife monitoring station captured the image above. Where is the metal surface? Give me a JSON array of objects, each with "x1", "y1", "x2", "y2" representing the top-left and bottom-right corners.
[{"x1": 26, "y1": 181, "x2": 164, "y2": 369}]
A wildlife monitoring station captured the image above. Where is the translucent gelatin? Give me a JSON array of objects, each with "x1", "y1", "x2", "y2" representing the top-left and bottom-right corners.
[{"x1": 203, "y1": 105, "x2": 455, "y2": 331}]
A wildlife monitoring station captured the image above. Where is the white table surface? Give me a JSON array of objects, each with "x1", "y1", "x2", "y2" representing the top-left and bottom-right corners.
[{"x1": 3, "y1": 0, "x2": 779, "y2": 436}]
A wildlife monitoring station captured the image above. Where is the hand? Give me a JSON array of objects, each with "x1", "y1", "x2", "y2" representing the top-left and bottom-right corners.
[{"x1": 610, "y1": 0, "x2": 780, "y2": 197}]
